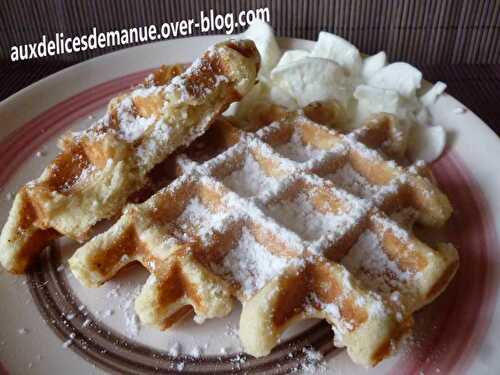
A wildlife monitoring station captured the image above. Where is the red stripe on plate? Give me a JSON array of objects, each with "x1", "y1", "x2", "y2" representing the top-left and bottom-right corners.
[
  {"x1": 0, "y1": 69, "x2": 151, "y2": 187},
  {"x1": 389, "y1": 150, "x2": 499, "y2": 375},
  {"x1": 0, "y1": 362, "x2": 9, "y2": 375}
]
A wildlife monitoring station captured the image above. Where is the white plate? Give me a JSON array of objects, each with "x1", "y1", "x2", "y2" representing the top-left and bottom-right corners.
[{"x1": 0, "y1": 36, "x2": 499, "y2": 375}]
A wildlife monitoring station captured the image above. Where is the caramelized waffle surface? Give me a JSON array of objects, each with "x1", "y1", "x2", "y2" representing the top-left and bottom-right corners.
[
  {"x1": 0, "y1": 40, "x2": 260, "y2": 273},
  {"x1": 69, "y1": 110, "x2": 458, "y2": 367}
]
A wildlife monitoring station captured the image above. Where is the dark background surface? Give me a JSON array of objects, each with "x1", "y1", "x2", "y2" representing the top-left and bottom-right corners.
[{"x1": 0, "y1": 0, "x2": 499, "y2": 135}]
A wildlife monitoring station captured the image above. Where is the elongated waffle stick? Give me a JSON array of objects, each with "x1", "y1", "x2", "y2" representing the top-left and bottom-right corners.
[
  {"x1": 0, "y1": 39, "x2": 260, "y2": 273},
  {"x1": 70, "y1": 111, "x2": 458, "y2": 367}
]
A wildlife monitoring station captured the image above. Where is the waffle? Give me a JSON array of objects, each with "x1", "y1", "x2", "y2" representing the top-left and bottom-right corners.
[
  {"x1": 69, "y1": 110, "x2": 458, "y2": 367},
  {"x1": 0, "y1": 39, "x2": 260, "y2": 273}
]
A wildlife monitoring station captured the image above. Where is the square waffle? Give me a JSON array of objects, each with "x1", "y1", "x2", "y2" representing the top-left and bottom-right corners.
[
  {"x1": 69, "y1": 110, "x2": 458, "y2": 367},
  {"x1": 0, "y1": 39, "x2": 260, "y2": 273}
]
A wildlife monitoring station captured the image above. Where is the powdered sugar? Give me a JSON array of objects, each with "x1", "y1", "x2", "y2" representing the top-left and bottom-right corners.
[
  {"x1": 175, "y1": 362, "x2": 185, "y2": 371},
  {"x1": 307, "y1": 292, "x2": 356, "y2": 339},
  {"x1": 111, "y1": 284, "x2": 143, "y2": 338},
  {"x1": 168, "y1": 342, "x2": 181, "y2": 356},
  {"x1": 132, "y1": 85, "x2": 161, "y2": 98},
  {"x1": 342, "y1": 230, "x2": 412, "y2": 294},
  {"x1": 222, "y1": 153, "x2": 280, "y2": 197},
  {"x1": 346, "y1": 133, "x2": 385, "y2": 161},
  {"x1": 266, "y1": 191, "x2": 351, "y2": 242},
  {"x1": 190, "y1": 346, "x2": 203, "y2": 358},
  {"x1": 61, "y1": 339, "x2": 73, "y2": 349},
  {"x1": 275, "y1": 129, "x2": 326, "y2": 162},
  {"x1": 58, "y1": 164, "x2": 96, "y2": 192},
  {"x1": 176, "y1": 196, "x2": 232, "y2": 245},
  {"x1": 136, "y1": 118, "x2": 174, "y2": 167},
  {"x1": 216, "y1": 228, "x2": 299, "y2": 297},
  {"x1": 177, "y1": 197, "x2": 212, "y2": 230},
  {"x1": 120, "y1": 115, "x2": 156, "y2": 143},
  {"x1": 163, "y1": 47, "x2": 230, "y2": 102},
  {"x1": 325, "y1": 163, "x2": 382, "y2": 198},
  {"x1": 300, "y1": 347, "x2": 327, "y2": 373},
  {"x1": 373, "y1": 214, "x2": 412, "y2": 244},
  {"x1": 115, "y1": 97, "x2": 156, "y2": 142}
]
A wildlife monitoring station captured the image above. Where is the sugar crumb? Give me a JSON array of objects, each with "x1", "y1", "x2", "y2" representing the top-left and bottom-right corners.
[{"x1": 452, "y1": 107, "x2": 466, "y2": 114}]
